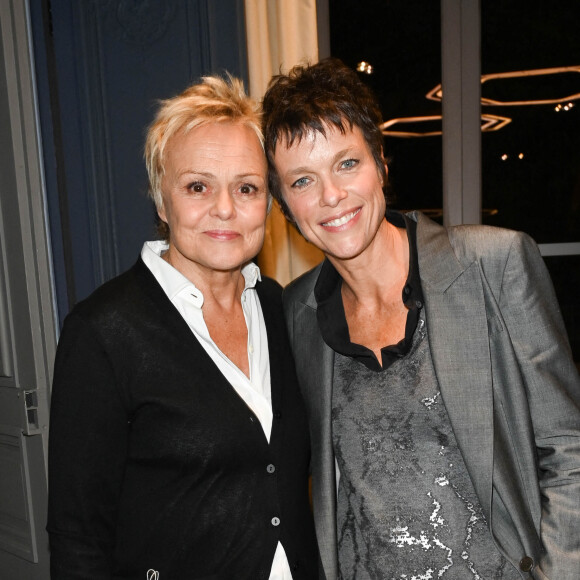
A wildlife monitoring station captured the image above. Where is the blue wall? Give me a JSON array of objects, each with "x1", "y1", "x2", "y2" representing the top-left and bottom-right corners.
[{"x1": 31, "y1": 0, "x2": 248, "y2": 324}]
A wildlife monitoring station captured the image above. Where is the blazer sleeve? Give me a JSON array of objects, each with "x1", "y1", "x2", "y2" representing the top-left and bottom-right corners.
[
  {"x1": 48, "y1": 312, "x2": 130, "y2": 579},
  {"x1": 498, "y1": 231, "x2": 580, "y2": 579}
]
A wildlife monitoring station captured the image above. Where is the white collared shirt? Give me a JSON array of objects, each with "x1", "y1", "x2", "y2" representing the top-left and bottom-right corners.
[{"x1": 141, "y1": 241, "x2": 292, "y2": 580}]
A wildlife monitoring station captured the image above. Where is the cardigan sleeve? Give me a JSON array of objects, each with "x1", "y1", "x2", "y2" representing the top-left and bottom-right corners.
[
  {"x1": 48, "y1": 311, "x2": 130, "y2": 579},
  {"x1": 499, "y1": 231, "x2": 580, "y2": 580}
]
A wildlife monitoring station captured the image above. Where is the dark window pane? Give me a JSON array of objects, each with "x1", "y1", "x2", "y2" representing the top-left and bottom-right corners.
[
  {"x1": 481, "y1": 1, "x2": 580, "y2": 243},
  {"x1": 544, "y1": 255, "x2": 580, "y2": 365}
]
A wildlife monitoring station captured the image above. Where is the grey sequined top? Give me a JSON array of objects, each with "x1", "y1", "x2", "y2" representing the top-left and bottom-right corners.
[{"x1": 332, "y1": 312, "x2": 521, "y2": 579}]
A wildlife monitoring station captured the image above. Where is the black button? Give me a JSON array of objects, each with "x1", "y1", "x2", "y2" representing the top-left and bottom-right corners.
[
  {"x1": 274, "y1": 410, "x2": 282, "y2": 419},
  {"x1": 519, "y1": 556, "x2": 534, "y2": 572},
  {"x1": 403, "y1": 285, "x2": 411, "y2": 295},
  {"x1": 415, "y1": 299, "x2": 423, "y2": 309},
  {"x1": 292, "y1": 562, "x2": 299, "y2": 571}
]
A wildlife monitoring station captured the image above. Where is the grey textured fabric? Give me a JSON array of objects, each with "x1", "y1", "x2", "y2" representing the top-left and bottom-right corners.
[
  {"x1": 333, "y1": 313, "x2": 519, "y2": 579},
  {"x1": 283, "y1": 211, "x2": 580, "y2": 580}
]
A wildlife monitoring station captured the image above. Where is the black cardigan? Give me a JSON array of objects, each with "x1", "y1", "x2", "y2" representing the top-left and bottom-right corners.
[{"x1": 47, "y1": 258, "x2": 318, "y2": 579}]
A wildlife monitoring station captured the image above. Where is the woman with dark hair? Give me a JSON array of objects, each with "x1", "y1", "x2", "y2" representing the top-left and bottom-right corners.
[
  {"x1": 263, "y1": 58, "x2": 580, "y2": 580},
  {"x1": 47, "y1": 75, "x2": 318, "y2": 580}
]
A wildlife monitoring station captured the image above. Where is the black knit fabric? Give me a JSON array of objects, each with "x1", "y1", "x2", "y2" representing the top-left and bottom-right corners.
[{"x1": 48, "y1": 258, "x2": 318, "y2": 580}]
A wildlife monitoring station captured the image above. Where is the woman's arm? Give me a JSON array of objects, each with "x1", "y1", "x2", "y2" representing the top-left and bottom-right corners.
[
  {"x1": 499, "y1": 232, "x2": 580, "y2": 579},
  {"x1": 48, "y1": 312, "x2": 130, "y2": 579}
]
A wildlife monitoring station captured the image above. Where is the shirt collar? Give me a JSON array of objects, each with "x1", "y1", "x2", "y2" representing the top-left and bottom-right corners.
[{"x1": 141, "y1": 241, "x2": 261, "y2": 308}]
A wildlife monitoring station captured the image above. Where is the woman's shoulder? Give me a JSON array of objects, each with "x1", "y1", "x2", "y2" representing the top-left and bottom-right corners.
[
  {"x1": 255, "y1": 275, "x2": 283, "y2": 307},
  {"x1": 284, "y1": 263, "x2": 323, "y2": 304},
  {"x1": 65, "y1": 258, "x2": 156, "y2": 328},
  {"x1": 413, "y1": 209, "x2": 537, "y2": 264},
  {"x1": 446, "y1": 222, "x2": 538, "y2": 266},
  {"x1": 257, "y1": 274, "x2": 283, "y2": 292}
]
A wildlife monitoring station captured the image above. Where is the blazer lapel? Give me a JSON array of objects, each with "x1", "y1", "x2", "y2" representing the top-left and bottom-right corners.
[
  {"x1": 292, "y1": 293, "x2": 338, "y2": 580},
  {"x1": 413, "y1": 212, "x2": 494, "y2": 519}
]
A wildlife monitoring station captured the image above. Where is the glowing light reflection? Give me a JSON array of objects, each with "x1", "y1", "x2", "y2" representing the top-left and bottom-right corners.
[
  {"x1": 356, "y1": 61, "x2": 373, "y2": 74},
  {"x1": 426, "y1": 65, "x2": 580, "y2": 106},
  {"x1": 380, "y1": 114, "x2": 511, "y2": 137}
]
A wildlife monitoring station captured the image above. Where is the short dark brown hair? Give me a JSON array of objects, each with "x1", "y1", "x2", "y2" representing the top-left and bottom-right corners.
[{"x1": 262, "y1": 58, "x2": 386, "y2": 221}]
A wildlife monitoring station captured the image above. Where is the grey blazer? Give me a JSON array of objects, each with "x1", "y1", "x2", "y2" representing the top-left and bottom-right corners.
[{"x1": 283, "y1": 211, "x2": 580, "y2": 580}]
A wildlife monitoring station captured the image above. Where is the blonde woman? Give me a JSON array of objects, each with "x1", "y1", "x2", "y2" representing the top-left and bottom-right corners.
[{"x1": 48, "y1": 76, "x2": 318, "y2": 579}]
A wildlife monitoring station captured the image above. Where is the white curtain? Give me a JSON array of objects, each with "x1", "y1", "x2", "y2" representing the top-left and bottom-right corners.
[{"x1": 245, "y1": 0, "x2": 324, "y2": 285}]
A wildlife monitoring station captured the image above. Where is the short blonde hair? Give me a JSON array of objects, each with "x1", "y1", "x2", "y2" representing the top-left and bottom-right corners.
[{"x1": 145, "y1": 74, "x2": 263, "y2": 210}]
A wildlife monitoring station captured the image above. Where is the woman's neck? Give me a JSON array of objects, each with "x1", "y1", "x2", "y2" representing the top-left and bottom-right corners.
[
  {"x1": 162, "y1": 247, "x2": 247, "y2": 311},
  {"x1": 331, "y1": 220, "x2": 409, "y2": 306}
]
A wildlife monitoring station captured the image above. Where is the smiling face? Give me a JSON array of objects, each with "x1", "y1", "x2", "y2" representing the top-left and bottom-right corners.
[
  {"x1": 158, "y1": 122, "x2": 268, "y2": 280},
  {"x1": 272, "y1": 123, "x2": 388, "y2": 266}
]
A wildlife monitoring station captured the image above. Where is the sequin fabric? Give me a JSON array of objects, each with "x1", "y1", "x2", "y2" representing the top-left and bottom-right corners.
[{"x1": 332, "y1": 313, "x2": 519, "y2": 579}]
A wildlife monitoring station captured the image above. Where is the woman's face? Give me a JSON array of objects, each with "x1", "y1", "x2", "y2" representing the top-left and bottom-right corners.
[
  {"x1": 272, "y1": 123, "x2": 387, "y2": 265},
  {"x1": 158, "y1": 122, "x2": 268, "y2": 279}
]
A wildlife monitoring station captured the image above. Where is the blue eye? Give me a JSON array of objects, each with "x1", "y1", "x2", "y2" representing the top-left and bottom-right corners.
[
  {"x1": 341, "y1": 159, "x2": 358, "y2": 169},
  {"x1": 292, "y1": 177, "x2": 310, "y2": 188}
]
